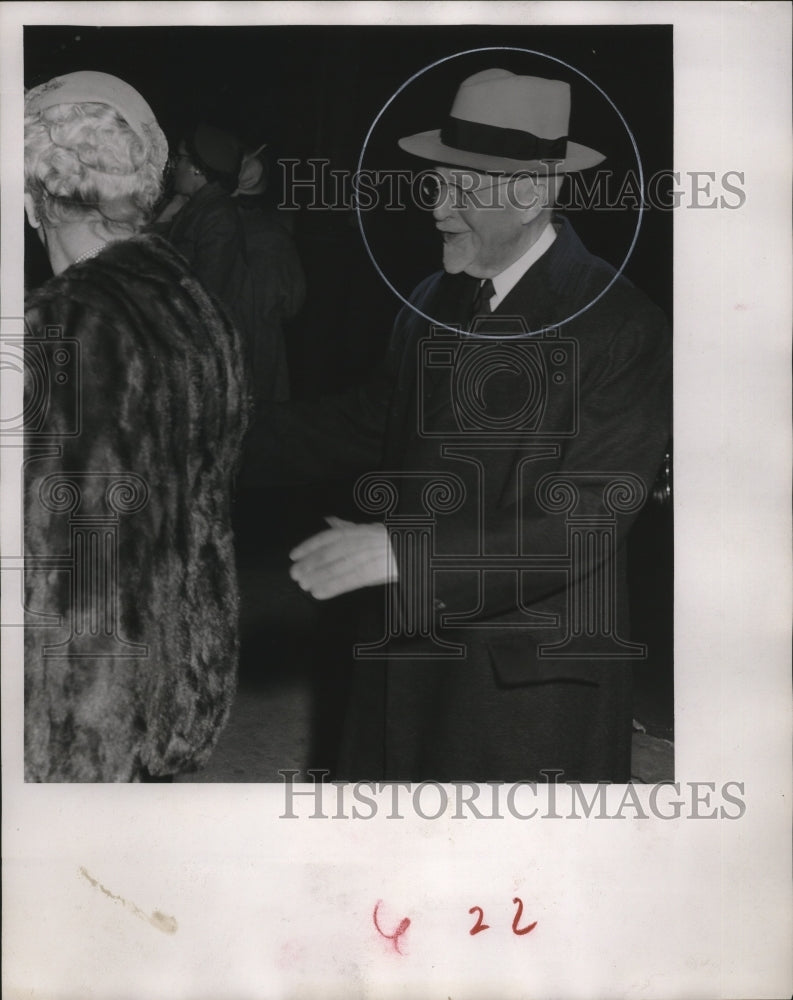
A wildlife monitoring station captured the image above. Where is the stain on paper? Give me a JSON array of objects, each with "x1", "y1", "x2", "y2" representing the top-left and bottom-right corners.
[{"x1": 79, "y1": 867, "x2": 178, "y2": 935}]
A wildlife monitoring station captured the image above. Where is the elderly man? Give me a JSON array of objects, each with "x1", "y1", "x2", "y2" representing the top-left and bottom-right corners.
[{"x1": 255, "y1": 69, "x2": 671, "y2": 782}]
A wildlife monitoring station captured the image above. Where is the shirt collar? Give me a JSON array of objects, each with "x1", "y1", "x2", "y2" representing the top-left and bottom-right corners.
[{"x1": 489, "y1": 222, "x2": 557, "y2": 309}]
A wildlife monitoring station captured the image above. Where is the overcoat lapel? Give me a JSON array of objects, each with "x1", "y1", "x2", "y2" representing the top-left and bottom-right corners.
[{"x1": 385, "y1": 271, "x2": 477, "y2": 466}]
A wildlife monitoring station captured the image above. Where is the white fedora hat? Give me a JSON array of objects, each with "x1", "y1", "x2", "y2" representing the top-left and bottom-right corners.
[{"x1": 398, "y1": 68, "x2": 605, "y2": 174}]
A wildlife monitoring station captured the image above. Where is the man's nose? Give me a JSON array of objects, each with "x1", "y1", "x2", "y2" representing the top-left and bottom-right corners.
[{"x1": 431, "y1": 188, "x2": 456, "y2": 221}]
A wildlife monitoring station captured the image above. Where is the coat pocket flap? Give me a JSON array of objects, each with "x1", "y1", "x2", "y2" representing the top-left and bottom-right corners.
[{"x1": 485, "y1": 636, "x2": 599, "y2": 687}]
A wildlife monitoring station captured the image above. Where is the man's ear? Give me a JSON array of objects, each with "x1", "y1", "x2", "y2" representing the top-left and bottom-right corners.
[
  {"x1": 24, "y1": 192, "x2": 41, "y2": 229},
  {"x1": 512, "y1": 175, "x2": 546, "y2": 221},
  {"x1": 514, "y1": 172, "x2": 564, "y2": 221}
]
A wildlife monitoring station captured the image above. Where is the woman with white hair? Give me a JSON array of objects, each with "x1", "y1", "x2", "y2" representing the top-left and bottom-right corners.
[{"x1": 23, "y1": 71, "x2": 249, "y2": 781}]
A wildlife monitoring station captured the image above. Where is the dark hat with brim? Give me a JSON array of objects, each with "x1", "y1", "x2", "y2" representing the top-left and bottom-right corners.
[
  {"x1": 398, "y1": 69, "x2": 605, "y2": 174},
  {"x1": 192, "y1": 123, "x2": 242, "y2": 176}
]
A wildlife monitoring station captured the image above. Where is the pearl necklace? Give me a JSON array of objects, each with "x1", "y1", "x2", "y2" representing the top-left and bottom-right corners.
[{"x1": 72, "y1": 243, "x2": 112, "y2": 266}]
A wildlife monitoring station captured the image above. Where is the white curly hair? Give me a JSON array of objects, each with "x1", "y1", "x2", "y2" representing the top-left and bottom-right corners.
[{"x1": 25, "y1": 84, "x2": 169, "y2": 232}]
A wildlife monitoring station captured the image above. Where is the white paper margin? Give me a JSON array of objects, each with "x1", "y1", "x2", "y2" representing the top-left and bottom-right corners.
[{"x1": 2, "y1": 3, "x2": 791, "y2": 999}]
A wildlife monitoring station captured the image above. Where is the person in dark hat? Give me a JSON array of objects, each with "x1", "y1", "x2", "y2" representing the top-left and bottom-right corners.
[
  {"x1": 249, "y1": 69, "x2": 672, "y2": 782},
  {"x1": 155, "y1": 124, "x2": 301, "y2": 405},
  {"x1": 231, "y1": 144, "x2": 305, "y2": 405},
  {"x1": 155, "y1": 122, "x2": 244, "y2": 286},
  {"x1": 153, "y1": 125, "x2": 255, "y2": 378}
]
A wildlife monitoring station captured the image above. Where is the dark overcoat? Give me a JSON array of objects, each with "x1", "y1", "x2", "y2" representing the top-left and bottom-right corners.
[
  {"x1": 252, "y1": 218, "x2": 672, "y2": 781},
  {"x1": 24, "y1": 234, "x2": 249, "y2": 781},
  {"x1": 156, "y1": 183, "x2": 297, "y2": 403}
]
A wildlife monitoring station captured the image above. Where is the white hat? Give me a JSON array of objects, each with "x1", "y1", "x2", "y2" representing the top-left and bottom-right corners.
[{"x1": 398, "y1": 69, "x2": 604, "y2": 174}]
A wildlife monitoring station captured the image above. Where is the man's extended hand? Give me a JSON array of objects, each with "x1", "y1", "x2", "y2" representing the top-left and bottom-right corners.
[{"x1": 289, "y1": 517, "x2": 398, "y2": 600}]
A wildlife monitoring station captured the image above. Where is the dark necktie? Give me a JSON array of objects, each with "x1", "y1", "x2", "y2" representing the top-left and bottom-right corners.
[{"x1": 470, "y1": 278, "x2": 496, "y2": 327}]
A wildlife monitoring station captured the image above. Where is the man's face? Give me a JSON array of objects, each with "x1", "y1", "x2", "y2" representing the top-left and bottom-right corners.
[{"x1": 430, "y1": 166, "x2": 536, "y2": 278}]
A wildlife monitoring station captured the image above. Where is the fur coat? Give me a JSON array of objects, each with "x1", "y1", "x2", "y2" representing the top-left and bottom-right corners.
[{"x1": 24, "y1": 233, "x2": 249, "y2": 781}]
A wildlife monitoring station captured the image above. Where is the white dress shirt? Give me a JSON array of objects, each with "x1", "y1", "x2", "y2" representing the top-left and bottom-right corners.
[{"x1": 483, "y1": 222, "x2": 557, "y2": 311}]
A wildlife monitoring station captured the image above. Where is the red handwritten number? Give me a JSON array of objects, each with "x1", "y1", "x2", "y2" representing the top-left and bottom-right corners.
[
  {"x1": 511, "y1": 896, "x2": 538, "y2": 936},
  {"x1": 468, "y1": 906, "x2": 490, "y2": 935},
  {"x1": 373, "y1": 900, "x2": 411, "y2": 954}
]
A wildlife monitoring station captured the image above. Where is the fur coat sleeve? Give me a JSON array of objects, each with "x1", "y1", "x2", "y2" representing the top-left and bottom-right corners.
[{"x1": 24, "y1": 234, "x2": 250, "y2": 781}]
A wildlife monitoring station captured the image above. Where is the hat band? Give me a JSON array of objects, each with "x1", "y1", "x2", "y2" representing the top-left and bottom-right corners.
[{"x1": 440, "y1": 116, "x2": 567, "y2": 161}]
